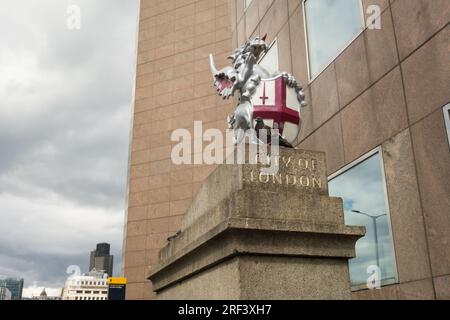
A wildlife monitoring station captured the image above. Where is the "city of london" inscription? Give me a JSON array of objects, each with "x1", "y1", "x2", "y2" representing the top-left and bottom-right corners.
[
  {"x1": 248, "y1": 171, "x2": 322, "y2": 188},
  {"x1": 246, "y1": 155, "x2": 324, "y2": 189}
]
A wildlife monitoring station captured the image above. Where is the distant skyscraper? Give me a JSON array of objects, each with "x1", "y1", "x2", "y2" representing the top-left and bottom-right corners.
[
  {"x1": 89, "y1": 243, "x2": 113, "y2": 276},
  {"x1": 0, "y1": 277, "x2": 24, "y2": 300}
]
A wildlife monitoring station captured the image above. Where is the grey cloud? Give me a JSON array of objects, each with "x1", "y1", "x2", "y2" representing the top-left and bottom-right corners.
[{"x1": 0, "y1": 0, "x2": 139, "y2": 293}]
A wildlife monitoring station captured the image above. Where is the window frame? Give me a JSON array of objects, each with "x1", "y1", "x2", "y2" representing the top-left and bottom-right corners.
[
  {"x1": 443, "y1": 103, "x2": 450, "y2": 151},
  {"x1": 302, "y1": 0, "x2": 366, "y2": 83},
  {"x1": 244, "y1": 0, "x2": 254, "y2": 11},
  {"x1": 328, "y1": 146, "x2": 399, "y2": 291},
  {"x1": 257, "y1": 38, "x2": 279, "y2": 73}
]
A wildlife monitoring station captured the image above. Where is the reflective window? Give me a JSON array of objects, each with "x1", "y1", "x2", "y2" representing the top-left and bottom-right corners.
[
  {"x1": 443, "y1": 103, "x2": 450, "y2": 150},
  {"x1": 245, "y1": 0, "x2": 254, "y2": 9},
  {"x1": 304, "y1": 0, "x2": 365, "y2": 79},
  {"x1": 329, "y1": 151, "x2": 398, "y2": 288},
  {"x1": 259, "y1": 40, "x2": 279, "y2": 76}
]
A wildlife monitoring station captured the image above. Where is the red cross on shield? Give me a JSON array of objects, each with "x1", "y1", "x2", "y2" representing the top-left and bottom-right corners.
[{"x1": 251, "y1": 75, "x2": 302, "y2": 144}]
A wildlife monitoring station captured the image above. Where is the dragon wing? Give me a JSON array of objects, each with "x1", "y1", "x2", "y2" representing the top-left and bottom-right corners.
[{"x1": 209, "y1": 54, "x2": 235, "y2": 99}]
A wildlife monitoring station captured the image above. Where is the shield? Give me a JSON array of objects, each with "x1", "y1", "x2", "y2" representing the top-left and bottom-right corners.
[{"x1": 251, "y1": 75, "x2": 302, "y2": 144}]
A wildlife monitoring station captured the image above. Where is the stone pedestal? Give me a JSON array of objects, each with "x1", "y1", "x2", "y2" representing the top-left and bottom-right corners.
[{"x1": 149, "y1": 148, "x2": 365, "y2": 300}]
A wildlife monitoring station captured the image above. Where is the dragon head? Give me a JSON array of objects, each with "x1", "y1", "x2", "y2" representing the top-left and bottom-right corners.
[
  {"x1": 244, "y1": 34, "x2": 268, "y2": 59},
  {"x1": 209, "y1": 35, "x2": 270, "y2": 99},
  {"x1": 227, "y1": 34, "x2": 268, "y2": 64}
]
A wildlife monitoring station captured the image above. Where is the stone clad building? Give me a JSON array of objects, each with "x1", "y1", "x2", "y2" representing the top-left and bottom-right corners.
[{"x1": 123, "y1": 0, "x2": 450, "y2": 299}]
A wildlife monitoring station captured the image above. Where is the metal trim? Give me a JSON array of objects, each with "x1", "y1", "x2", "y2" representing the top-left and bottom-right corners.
[
  {"x1": 258, "y1": 38, "x2": 279, "y2": 71},
  {"x1": 443, "y1": 103, "x2": 450, "y2": 151}
]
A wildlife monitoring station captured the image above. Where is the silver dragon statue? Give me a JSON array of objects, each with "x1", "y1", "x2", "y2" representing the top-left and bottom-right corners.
[{"x1": 209, "y1": 35, "x2": 307, "y2": 146}]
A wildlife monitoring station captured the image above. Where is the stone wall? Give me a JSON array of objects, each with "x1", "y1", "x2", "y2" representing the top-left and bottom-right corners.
[
  {"x1": 123, "y1": 0, "x2": 234, "y2": 300},
  {"x1": 125, "y1": 0, "x2": 450, "y2": 299},
  {"x1": 230, "y1": 0, "x2": 450, "y2": 299}
]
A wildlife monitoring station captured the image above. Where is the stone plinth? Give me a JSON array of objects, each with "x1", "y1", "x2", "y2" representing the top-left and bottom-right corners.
[{"x1": 149, "y1": 148, "x2": 365, "y2": 300}]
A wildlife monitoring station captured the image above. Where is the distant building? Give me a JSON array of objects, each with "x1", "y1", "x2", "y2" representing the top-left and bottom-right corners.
[
  {"x1": 0, "y1": 286, "x2": 12, "y2": 300},
  {"x1": 89, "y1": 243, "x2": 114, "y2": 277},
  {"x1": 26, "y1": 288, "x2": 62, "y2": 301},
  {"x1": 0, "y1": 277, "x2": 24, "y2": 300},
  {"x1": 39, "y1": 288, "x2": 48, "y2": 300},
  {"x1": 61, "y1": 270, "x2": 109, "y2": 301}
]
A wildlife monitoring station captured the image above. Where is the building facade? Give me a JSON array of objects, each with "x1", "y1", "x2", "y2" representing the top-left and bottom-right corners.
[
  {"x1": 124, "y1": 0, "x2": 450, "y2": 299},
  {"x1": 61, "y1": 270, "x2": 109, "y2": 301},
  {"x1": 0, "y1": 277, "x2": 24, "y2": 300},
  {"x1": 123, "y1": 0, "x2": 235, "y2": 300},
  {"x1": 89, "y1": 243, "x2": 114, "y2": 277},
  {"x1": 0, "y1": 286, "x2": 12, "y2": 300}
]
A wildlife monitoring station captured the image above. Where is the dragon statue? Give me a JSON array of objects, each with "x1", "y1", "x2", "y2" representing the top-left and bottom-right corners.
[{"x1": 209, "y1": 35, "x2": 307, "y2": 146}]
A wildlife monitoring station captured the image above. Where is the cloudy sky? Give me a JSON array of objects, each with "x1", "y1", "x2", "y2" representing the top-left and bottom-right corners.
[{"x1": 0, "y1": 0, "x2": 139, "y2": 297}]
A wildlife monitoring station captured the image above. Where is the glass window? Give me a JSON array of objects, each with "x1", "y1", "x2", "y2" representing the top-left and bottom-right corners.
[
  {"x1": 304, "y1": 0, "x2": 365, "y2": 79},
  {"x1": 245, "y1": 0, "x2": 254, "y2": 9},
  {"x1": 259, "y1": 40, "x2": 279, "y2": 76},
  {"x1": 443, "y1": 103, "x2": 450, "y2": 150},
  {"x1": 328, "y1": 150, "x2": 398, "y2": 289}
]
